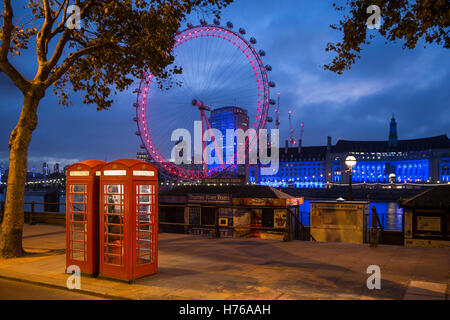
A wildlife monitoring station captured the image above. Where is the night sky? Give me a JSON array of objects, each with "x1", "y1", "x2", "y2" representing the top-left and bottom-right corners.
[{"x1": 0, "y1": 1, "x2": 449, "y2": 171}]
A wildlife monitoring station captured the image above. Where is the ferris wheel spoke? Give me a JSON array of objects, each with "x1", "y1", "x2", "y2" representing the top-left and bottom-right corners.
[{"x1": 205, "y1": 46, "x2": 245, "y2": 94}]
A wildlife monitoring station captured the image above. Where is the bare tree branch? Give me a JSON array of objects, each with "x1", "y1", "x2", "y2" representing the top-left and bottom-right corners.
[
  {"x1": 44, "y1": 44, "x2": 100, "y2": 88},
  {"x1": 0, "y1": 60, "x2": 31, "y2": 94}
]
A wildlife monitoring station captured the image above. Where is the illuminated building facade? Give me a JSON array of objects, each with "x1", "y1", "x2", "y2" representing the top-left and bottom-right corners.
[
  {"x1": 208, "y1": 106, "x2": 249, "y2": 175},
  {"x1": 259, "y1": 116, "x2": 450, "y2": 188}
]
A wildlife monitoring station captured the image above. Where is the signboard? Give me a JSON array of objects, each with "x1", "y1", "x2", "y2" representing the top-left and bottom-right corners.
[
  {"x1": 133, "y1": 170, "x2": 155, "y2": 177},
  {"x1": 187, "y1": 193, "x2": 232, "y2": 205},
  {"x1": 69, "y1": 171, "x2": 90, "y2": 177},
  {"x1": 287, "y1": 197, "x2": 304, "y2": 206},
  {"x1": 202, "y1": 177, "x2": 245, "y2": 185},
  {"x1": 232, "y1": 198, "x2": 287, "y2": 207},
  {"x1": 274, "y1": 209, "x2": 287, "y2": 229},
  {"x1": 103, "y1": 170, "x2": 127, "y2": 176},
  {"x1": 417, "y1": 216, "x2": 441, "y2": 232},
  {"x1": 310, "y1": 201, "x2": 369, "y2": 244}
]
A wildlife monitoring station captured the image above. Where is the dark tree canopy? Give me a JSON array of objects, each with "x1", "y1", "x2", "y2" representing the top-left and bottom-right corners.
[
  {"x1": 1, "y1": 0, "x2": 233, "y2": 109},
  {"x1": 325, "y1": 0, "x2": 449, "y2": 74}
]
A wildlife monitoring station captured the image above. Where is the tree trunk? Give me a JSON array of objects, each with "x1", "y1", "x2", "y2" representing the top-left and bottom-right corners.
[{"x1": 0, "y1": 92, "x2": 40, "y2": 258}]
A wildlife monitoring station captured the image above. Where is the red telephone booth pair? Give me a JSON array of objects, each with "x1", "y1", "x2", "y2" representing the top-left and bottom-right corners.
[{"x1": 66, "y1": 159, "x2": 158, "y2": 282}]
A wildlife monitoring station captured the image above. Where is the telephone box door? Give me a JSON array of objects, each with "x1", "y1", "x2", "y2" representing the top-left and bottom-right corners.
[
  {"x1": 66, "y1": 160, "x2": 105, "y2": 276},
  {"x1": 134, "y1": 182, "x2": 158, "y2": 278}
]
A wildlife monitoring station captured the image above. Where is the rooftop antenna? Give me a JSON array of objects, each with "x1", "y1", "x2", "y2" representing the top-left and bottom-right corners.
[{"x1": 289, "y1": 110, "x2": 297, "y2": 146}]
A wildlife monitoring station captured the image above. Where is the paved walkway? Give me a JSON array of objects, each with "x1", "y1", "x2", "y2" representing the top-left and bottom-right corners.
[{"x1": 0, "y1": 224, "x2": 448, "y2": 300}]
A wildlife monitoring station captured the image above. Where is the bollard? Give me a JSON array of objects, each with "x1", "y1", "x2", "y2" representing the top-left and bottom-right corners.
[
  {"x1": 370, "y1": 206, "x2": 379, "y2": 247},
  {"x1": 214, "y1": 207, "x2": 220, "y2": 239},
  {"x1": 30, "y1": 201, "x2": 35, "y2": 225}
]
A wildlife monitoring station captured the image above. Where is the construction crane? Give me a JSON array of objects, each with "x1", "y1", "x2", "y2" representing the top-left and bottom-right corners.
[
  {"x1": 288, "y1": 110, "x2": 297, "y2": 146},
  {"x1": 275, "y1": 91, "x2": 281, "y2": 130}
]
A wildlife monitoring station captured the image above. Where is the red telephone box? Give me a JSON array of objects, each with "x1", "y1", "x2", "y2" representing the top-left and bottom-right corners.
[
  {"x1": 99, "y1": 159, "x2": 158, "y2": 282},
  {"x1": 66, "y1": 160, "x2": 106, "y2": 276}
]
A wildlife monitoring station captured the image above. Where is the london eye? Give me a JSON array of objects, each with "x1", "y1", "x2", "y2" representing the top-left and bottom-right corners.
[{"x1": 134, "y1": 20, "x2": 275, "y2": 180}]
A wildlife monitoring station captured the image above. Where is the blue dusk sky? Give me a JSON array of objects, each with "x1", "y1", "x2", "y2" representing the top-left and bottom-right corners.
[{"x1": 0, "y1": 0, "x2": 449, "y2": 170}]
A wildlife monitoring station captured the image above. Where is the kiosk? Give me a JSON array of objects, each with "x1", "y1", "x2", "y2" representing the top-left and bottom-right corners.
[
  {"x1": 99, "y1": 159, "x2": 158, "y2": 282},
  {"x1": 66, "y1": 160, "x2": 106, "y2": 276}
]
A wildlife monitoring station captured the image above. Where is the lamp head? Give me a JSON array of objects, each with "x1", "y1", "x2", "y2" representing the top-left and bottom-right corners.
[{"x1": 345, "y1": 155, "x2": 357, "y2": 169}]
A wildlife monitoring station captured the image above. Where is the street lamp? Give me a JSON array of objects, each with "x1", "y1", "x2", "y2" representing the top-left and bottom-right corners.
[{"x1": 345, "y1": 154, "x2": 357, "y2": 201}]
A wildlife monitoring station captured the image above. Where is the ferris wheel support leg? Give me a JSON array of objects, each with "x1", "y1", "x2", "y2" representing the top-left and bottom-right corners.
[
  {"x1": 201, "y1": 112, "x2": 207, "y2": 173},
  {"x1": 201, "y1": 110, "x2": 225, "y2": 170}
]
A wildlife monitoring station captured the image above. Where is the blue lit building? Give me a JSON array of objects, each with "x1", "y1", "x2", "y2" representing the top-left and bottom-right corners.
[
  {"x1": 259, "y1": 116, "x2": 450, "y2": 187},
  {"x1": 208, "y1": 106, "x2": 249, "y2": 175}
]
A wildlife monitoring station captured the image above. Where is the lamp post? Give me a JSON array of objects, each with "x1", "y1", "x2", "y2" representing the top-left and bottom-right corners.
[{"x1": 345, "y1": 154, "x2": 357, "y2": 201}]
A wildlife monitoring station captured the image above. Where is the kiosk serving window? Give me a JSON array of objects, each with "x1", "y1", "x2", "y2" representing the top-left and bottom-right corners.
[
  {"x1": 104, "y1": 184, "x2": 124, "y2": 266},
  {"x1": 69, "y1": 184, "x2": 88, "y2": 261}
]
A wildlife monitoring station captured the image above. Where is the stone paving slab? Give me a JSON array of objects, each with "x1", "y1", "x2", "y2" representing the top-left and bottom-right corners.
[
  {"x1": 404, "y1": 281, "x2": 447, "y2": 300},
  {"x1": 0, "y1": 224, "x2": 448, "y2": 300}
]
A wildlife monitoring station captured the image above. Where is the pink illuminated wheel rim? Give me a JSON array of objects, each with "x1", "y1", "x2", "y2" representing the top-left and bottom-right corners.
[{"x1": 134, "y1": 23, "x2": 273, "y2": 180}]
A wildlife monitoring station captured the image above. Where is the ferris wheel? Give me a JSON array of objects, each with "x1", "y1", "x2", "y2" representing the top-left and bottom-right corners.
[{"x1": 134, "y1": 20, "x2": 275, "y2": 180}]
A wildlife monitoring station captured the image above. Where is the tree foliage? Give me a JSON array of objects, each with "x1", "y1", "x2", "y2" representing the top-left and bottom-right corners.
[
  {"x1": 1, "y1": 0, "x2": 233, "y2": 108},
  {"x1": 325, "y1": 0, "x2": 449, "y2": 74}
]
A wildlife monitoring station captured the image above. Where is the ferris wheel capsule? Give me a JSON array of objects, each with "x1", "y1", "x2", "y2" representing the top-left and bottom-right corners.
[
  {"x1": 213, "y1": 19, "x2": 220, "y2": 26},
  {"x1": 200, "y1": 19, "x2": 207, "y2": 26},
  {"x1": 239, "y1": 28, "x2": 246, "y2": 35},
  {"x1": 269, "y1": 81, "x2": 276, "y2": 88},
  {"x1": 187, "y1": 23, "x2": 194, "y2": 29},
  {"x1": 265, "y1": 65, "x2": 272, "y2": 71},
  {"x1": 269, "y1": 99, "x2": 276, "y2": 105},
  {"x1": 258, "y1": 50, "x2": 266, "y2": 57},
  {"x1": 226, "y1": 21, "x2": 233, "y2": 28},
  {"x1": 250, "y1": 37, "x2": 257, "y2": 44}
]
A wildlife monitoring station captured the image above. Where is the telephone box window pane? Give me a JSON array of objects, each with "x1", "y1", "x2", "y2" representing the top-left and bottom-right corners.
[
  {"x1": 72, "y1": 250, "x2": 85, "y2": 261},
  {"x1": 138, "y1": 214, "x2": 151, "y2": 224},
  {"x1": 71, "y1": 213, "x2": 86, "y2": 222},
  {"x1": 71, "y1": 229, "x2": 87, "y2": 241},
  {"x1": 138, "y1": 205, "x2": 152, "y2": 215},
  {"x1": 72, "y1": 194, "x2": 86, "y2": 203},
  {"x1": 139, "y1": 185, "x2": 151, "y2": 194},
  {"x1": 138, "y1": 195, "x2": 151, "y2": 204},
  {"x1": 72, "y1": 203, "x2": 86, "y2": 213},
  {"x1": 105, "y1": 204, "x2": 123, "y2": 214},
  {"x1": 106, "y1": 185, "x2": 122, "y2": 194},
  {"x1": 71, "y1": 222, "x2": 85, "y2": 232},
  {"x1": 72, "y1": 185, "x2": 86, "y2": 193}
]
